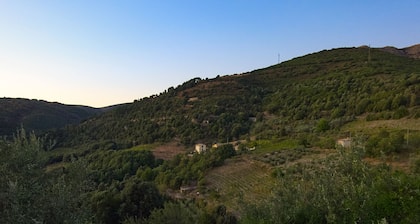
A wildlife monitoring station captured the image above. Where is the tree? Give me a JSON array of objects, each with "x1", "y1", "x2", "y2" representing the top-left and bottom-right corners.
[
  {"x1": 316, "y1": 118, "x2": 330, "y2": 132},
  {"x1": 216, "y1": 144, "x2": 236, "y2": 160},
  {"x1": 118, "y1": 179, "x2": 164, "y2": 220},
  {"x1": 90, "y1": 187, "x2": 122, "y2": 224},
  {"x1": 0, "y1": 128, "x2": 92, "y2": 224},
  {"x1": 355, "y1": 98, "x2": 370, "y2": 115}
]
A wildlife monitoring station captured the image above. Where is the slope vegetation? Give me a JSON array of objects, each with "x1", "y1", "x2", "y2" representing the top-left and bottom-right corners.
[
  {"x1": 52, "y1": 46, "x2": 420, "y2": 151},
  {"x1": 3, "y1": 45, "x2": 420, "y2": 224},
  {"x1": 0, "y1": 98, "x2": 102, "y2": 136}
]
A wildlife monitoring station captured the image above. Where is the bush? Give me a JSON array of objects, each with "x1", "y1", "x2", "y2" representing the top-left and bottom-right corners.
[
  {"x1": 366, "y1": 131, "x2": 406, "y2": 156},
  {"x1": 317, "y1": 137, "x2": 336, "y2": 149},
  {"x1": 316, "y1": 118, "x2": 330, "y2": 132},
  {"x1": 393, "y1": 106, "x2": 409, "y2": 119},
  {"x1": 215, "y1": 144, "x2": 236, "y2": 159}
]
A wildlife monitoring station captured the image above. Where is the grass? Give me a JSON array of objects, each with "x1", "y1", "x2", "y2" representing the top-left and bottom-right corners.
[
  {"x1": 45, "y1": 161, "x2": 66, "y2": 172},
  {"x1": 342, "y1": 118, "x2": 420, "y2": 134},
  {"x1": 47, "y1": 146, "x2": 86, "y2": 156},
  {"x1": 127, "y1": 143, "x2": 158, "y2": 151},
  {"x1": 254, "y1": 148, "x2": 317, "y2": 166},
  {"x1": 251, "y1": 139, "x2": 301, "y2": 154}
]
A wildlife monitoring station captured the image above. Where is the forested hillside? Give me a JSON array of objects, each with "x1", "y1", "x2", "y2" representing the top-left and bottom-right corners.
[
  {"x1": 2, "y1": 46, "x2": 420, "y2": 223},
  {"x1": 50, "y1": 46, "x2": 420, "y2": 150},
  {"x1": 0, "y1": 98, "x2": 104, "y2": 136}
]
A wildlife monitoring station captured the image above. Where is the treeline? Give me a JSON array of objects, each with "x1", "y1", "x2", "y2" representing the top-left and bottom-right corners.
[
  {"x1": 3, "y1": 129, "x2": 419, "y2": 223},
  {"x1": 88, "y1": 144, "x2": 237, "y2": 223}
]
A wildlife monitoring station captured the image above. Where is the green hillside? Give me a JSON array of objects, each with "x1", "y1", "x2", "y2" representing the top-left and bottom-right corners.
[
  {"x1": 2, "y1": 46, "x2": 420, "y2": 223},
  {"x1": 0, "y1": 98, "x2": 103, "y2": 136},
  {"x1": 52, "y1": 46, "x2": 420, "y2": 150}
]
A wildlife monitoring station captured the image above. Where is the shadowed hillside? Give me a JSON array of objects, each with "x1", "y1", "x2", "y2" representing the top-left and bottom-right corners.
[{"x1": 0, "y1": 98, "x2": 104, "y2": 136}]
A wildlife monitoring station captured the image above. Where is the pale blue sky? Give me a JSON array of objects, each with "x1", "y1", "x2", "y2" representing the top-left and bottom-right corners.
[{"x1": 1, "y1": 1, "x2": 419, "y2": 107}]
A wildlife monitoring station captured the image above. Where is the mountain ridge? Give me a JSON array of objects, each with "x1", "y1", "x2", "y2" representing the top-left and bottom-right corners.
[{"x1": 0, "y1": 97, "x2": 106, "y2": 136}]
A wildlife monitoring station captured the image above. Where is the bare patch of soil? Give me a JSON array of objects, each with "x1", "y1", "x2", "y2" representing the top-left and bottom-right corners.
[{"x1": 152, "y1": 140, "x2": 188, "y2": 160}]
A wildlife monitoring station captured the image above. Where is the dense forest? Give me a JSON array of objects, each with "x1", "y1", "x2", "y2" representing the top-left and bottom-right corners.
[{"x1": 1, "y1": 46, "x2": 420, "y2": 223}]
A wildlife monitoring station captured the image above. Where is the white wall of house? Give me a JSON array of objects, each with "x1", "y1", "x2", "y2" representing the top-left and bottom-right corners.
[{"x1": 195, "y1": 144, "x2": 206, "y2": 154}]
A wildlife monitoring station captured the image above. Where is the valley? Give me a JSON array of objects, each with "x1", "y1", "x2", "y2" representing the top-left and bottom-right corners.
[{"x1": 1, "y1": 45, "x2": 420, "y2": 223}]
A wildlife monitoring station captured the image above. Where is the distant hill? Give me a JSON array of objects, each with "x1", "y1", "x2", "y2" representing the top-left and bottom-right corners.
[
  {"x1": 50, "y1": 45, "x2": 420, "y2": 150},
  {"x1": 379, "y1": 44, "x2": 420, "y2": 59},
  {"x1": 0, "y1": 98, "x2": 104, "y2": 136}
]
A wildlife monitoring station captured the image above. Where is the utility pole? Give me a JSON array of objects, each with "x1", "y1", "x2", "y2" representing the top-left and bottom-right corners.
[
  {"x1": 278, "y1": 53, "x2": 280, "y2": 64},
  {"x1": 368, "y1": 45, "x2": 371, "y2": 64}
]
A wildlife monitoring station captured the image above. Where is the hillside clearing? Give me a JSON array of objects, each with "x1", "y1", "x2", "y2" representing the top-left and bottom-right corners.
[
  {"x1": 205, "y1": 156, "x2": 275, "y2": 209},
  {"x1": 151, "y1": 140, "x2": 187, "y2": 160},
  {"x1": 204, "y1": 148, "x2": 337, "y2": 214},
  {"x1": 343, "y1": 118, "x2": 420, "y2": 132}
]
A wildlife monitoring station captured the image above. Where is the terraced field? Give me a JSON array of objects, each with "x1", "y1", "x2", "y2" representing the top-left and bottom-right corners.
[
  {"x1": 205, "y1": 156, "x2": 275, "y2": 209},
  {"x1": 204, "y1": 148, "x2": 338, "y2": 212}
]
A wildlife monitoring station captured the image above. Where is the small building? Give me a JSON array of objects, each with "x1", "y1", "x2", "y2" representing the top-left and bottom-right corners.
[
  {"x1": 195, "y1": 143, "x2": 207, "y2": 154},
  {"x1": 336, "y1": 138, "x2": 351, "y2": 148}
]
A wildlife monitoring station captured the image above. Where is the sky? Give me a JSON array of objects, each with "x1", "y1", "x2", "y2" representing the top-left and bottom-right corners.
[{"x1": 1, "y1": 1, "x2": 419, "y2": 107}]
